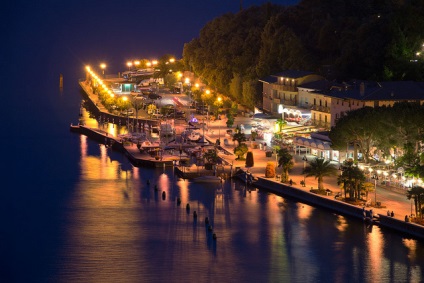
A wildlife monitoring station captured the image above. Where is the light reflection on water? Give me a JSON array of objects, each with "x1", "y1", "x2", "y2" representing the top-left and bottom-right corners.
[{"x1": 54, "y1": 138, "x2": 424, "y2": 283}]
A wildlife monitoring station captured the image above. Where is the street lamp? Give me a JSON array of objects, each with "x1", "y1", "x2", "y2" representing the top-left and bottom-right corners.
[
  {"x1": 217, "y1": 96, "x2": 222, "y2": 145},
  {"x1": 100, "y1": 63, "x2": 106, "y2": 78},
  {"x1": 127, "y1": 61, "x2": 133, "y2": 71},
  {"x1": 278, "y1": 104, "x2": 284, "y2": 120},
  {"x1": 122, "y1": 96, "x2": 130, "y2": 133},
  {"x1": 372, "y1": 173, "x2": 379, "y2": 207}
]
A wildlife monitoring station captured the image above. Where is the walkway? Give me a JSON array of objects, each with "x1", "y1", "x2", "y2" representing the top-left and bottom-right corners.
[{"x1": 204, "y1": 114, "x2": 413, "y2": 222}]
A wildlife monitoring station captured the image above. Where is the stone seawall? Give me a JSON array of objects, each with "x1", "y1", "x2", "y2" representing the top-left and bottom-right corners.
[
  {"x1": 79, "y1": 81, "x2": 159, "y2": 128},
  {"x1": 254, "y1": 177, "x2": 424, "y2": 240},
  {"x1": 255, "y1": 177, "x2": 364, "y2": 219}
]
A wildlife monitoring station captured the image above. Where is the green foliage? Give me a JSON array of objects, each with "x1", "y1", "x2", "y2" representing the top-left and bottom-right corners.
[
  {"x1": 337, "y1": 161, "x2": 366, "y2": 200},
  {"x1": 277, "y1": 147, "x2": 294, "y2": 182},
  {"x1": 234, "y1": 143, "x2": 248, "y2": 160},
  {"x1": 183, "y1": 0, "x2": 424, "y2": 102},
  {"x1": 226, "y1": 113, "x2": 235, "y2": 128},
  {"x1": 407, "y1": 186, "x2": 424, "y2": 218},
  {"x1": 330, "y1": 102, "x2": 424, "y2": 165},
  {"x1": 232, "y1": 130, "x2": 247, "y2": 146},
  {"x1": 265, "y1": 162, "x2": 276, "y2": 178},
  {"x1": 306, "y1": 157, "x2": 338, "y2": 191},
  {"x1": 203, "y1": 149, "x2": 218, "y2": 164}
]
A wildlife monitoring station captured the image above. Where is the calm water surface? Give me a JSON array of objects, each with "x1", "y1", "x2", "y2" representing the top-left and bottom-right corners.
[
  {"x1": 1, "y1": 33, "x2": 423, "y2": 283},
  {"x1": 5, "y1": 130, "x2": 423, "y2": 282}
]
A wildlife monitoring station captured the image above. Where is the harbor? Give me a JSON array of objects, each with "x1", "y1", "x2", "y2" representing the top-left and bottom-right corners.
[{"x1": 73, "y1": 71, "x2": 424, "y2": 241}]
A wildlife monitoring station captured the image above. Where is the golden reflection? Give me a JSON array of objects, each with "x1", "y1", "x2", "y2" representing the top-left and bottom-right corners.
[
  {"x1": 270, "y1": 195, "x2": 289, "y2": 279},
  {"x1": 80, "y1": 136, "x2": 120, "y2": 181},
  {"x1": 367, "y1": 225, "x2": 383, "y2": 282},
  {"x1": 158, "y1": 173, "x2": 170, "y2": 193},
  {"x1": 402, "y1": 238, "x2": 417, "y2": 262},
  {"x1": 297, "y1": 203, "x2": 313, "y2": 220},
  {"x1": 177, "y1": 179, "x2": 189, "y2": 203},
  {"x1": 107, "y1": 123, "x2": 117, "y2": 136},
  {"x1": 335, "y1": 215, "x2": 349, "y2": 232},
  {"x1": 80, "y1": 135, "x2": 87, "y2": 157}
]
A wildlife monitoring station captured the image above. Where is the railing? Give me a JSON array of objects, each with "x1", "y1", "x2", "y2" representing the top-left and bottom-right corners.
[
  {"x1": 311, "y1": 119, "x2": 331, "y2": 130},
  {"x1": 274, "y1": 85, "x2": 297, "y2": 92},
  {"x1": 311, "y1": 105, "x2": 331, "y2": 113}
]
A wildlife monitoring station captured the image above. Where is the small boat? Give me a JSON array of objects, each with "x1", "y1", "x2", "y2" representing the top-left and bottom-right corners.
[{"x1": 193, "y1": 176, "x2": 223, "y2": 183}]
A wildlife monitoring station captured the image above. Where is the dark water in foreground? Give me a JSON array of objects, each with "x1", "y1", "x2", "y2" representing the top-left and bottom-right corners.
[{"x1": 4, "y1": 131, "x2": 424, "y2": 282}]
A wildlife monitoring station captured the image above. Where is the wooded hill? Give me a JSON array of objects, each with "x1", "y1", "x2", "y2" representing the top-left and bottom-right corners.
[{"x1": 182, "y1": 0, "x2": 424, "y2": 107}]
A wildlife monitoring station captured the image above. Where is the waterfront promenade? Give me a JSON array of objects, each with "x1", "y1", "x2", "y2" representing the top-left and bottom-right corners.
[
  {"x1": 77, "y1": 79, "x2": 423, "y2": 240},
  {"x1": 205, "y1": 116, "x2": 414, "y2": 221}
]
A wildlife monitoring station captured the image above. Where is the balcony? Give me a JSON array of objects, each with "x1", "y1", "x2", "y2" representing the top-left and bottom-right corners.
[
  {"x1": 311, "y1": 105, "x2": 331, "y2": 113},
  {"x1": 273, "y1": 84, "x2": 297, "y2": 92},
  {"x1": 311, "y1": 119, "x2": 331, "y2": 130}
]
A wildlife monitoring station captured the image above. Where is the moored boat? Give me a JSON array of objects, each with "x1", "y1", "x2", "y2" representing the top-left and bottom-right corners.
[{"x1": 192, "y1": 176, "x2": 223, "y2": 183}]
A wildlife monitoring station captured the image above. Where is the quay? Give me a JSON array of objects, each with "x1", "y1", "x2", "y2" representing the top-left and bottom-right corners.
[{"x1": 74, "y1": 75, "x2": 424, "y2": 241}]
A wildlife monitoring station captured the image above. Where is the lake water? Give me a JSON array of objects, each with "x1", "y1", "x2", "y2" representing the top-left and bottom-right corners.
[
  {"x1": 2, "y1": 12, "x2": 423, "y2": 282},
  {"x1": 3, "y1": 117, "x2": 424, "y2": 282}
]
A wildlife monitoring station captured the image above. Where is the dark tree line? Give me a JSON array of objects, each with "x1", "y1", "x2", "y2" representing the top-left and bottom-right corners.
[{"x1": 183, "y1": 0, "x2": 424, "y2": 107}]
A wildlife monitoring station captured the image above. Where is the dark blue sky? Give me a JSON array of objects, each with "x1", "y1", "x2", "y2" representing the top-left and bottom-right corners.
[{"x1": 4, "y1": 0, "x2": 299, "y2": 73}]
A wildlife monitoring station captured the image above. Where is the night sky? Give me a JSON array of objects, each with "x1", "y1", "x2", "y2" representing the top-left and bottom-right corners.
[{"x1": 3, "y1": 0, "x2": 299, "y2": 73}]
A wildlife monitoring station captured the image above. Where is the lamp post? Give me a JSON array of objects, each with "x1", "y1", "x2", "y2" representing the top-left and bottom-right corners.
[
  {"x1": 302, "y1": 155, "x2": 307, "y2": 185},
  {"x1": 100, "y1": 63, "x2": 106, "y2": 78},
  {"x1": 278, "y1": 104, "x2": 284, "y2": 121},
  {"x1": 217, "y1": 96, "x2": 222, "y2": 145},
  {"x1": 127, "y1": 61, "x2": 133, "y2": 71},
  {"x1": 122, "y1": 96, "x2": 130, "y2": 133},
  {"x1": 373, "y1": 173, "x2": 379, "y2": 207}
]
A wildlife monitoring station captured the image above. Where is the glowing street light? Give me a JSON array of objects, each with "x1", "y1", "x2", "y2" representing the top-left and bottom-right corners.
[
  {"x1": 278, "y1": 104, "x2": 284, "y2": 120},
  {"x1": 127, "y1": 61, "x2": 133, "y2": 71},
  {"x1": 100, "y1": 63, "x2": 106, "y2": 78},
  {"x1": 217, "y1": 96, "x2": 222, "y2": 145}
]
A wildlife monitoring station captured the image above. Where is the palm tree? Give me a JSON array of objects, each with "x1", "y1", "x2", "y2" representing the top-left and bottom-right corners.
[
  {"x1": 337, "y1": 161, "x2": 366, "y2": 200},
  {"x1": 306, "y1": 158, "x2": 338, "y2": 191},
  {"x1": 277, "y1": 148, "x2": 294, "y2": 182},
  {"x1": 276, "y1": 118, "x2": 287, "y2": 132}
]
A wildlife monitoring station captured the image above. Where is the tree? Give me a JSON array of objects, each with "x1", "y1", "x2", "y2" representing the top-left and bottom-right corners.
[
  {"x1": 245, "y1": 151, "x2": 254, "y2": 168},
  {"x1": 407, "y1": 186, "x2": 424, "y2": 218},
  {"x1": 275, "y1": 118, "x2": 287, "y2": 132},
  {"x1": 234, "y1": 143, "x2": 248, "y2": 160},
  {"x1": 232, "y1": 128, "x2": 247, "y2": 146},
  {"x1": 203, "y1": 149, "x2": 219, "y2": 164},
  {"x1": 329, "y1": 107, "x2": 380, "y2": 163},
  {"x1": 277, "y1": 147, "x2": 294, "y2": 182},
  {"x1": 337, "y1": 161, "x2": 366, "y2": 200},
  {"x1": 226, "y1": 113, "x2": 235, "y2": 128},
  {"x1": 306, "y1": 158, "x2": 338, "y2": 191}
]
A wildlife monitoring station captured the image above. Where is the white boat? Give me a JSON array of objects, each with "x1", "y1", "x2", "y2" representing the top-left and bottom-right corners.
[
  {"x1": 182, "y1": 130, "x2": 201, "y2": 142},
  {"x1": 193, "y1": 176, "x2": 223, "y2": 183}
]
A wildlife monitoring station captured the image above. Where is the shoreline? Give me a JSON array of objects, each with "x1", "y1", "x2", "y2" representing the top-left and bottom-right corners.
[{"x1": 75, "y1": 78, "x2": 424, "y2": 242}]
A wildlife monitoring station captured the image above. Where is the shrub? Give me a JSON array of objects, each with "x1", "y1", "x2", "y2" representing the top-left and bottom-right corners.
[
  {"x1": 245, "y1": 151, "x2": 254, "y2": 168},
  {"x1": 265, "y1": 162, "x2": 276, "y2": 178}
]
